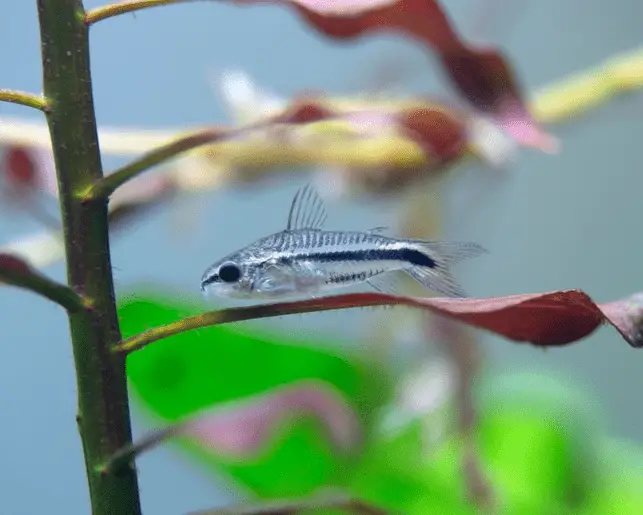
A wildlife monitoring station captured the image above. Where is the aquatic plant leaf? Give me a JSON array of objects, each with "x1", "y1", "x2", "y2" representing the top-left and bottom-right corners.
[
  {"x1": 351, "y1": 372, "x2": 607, "y2": 515},
  {"x1": 120, "y1": 287, "x2": 392, "y2": 497},
  {"x1": 0, "y1": 143, "x2": 62, "y2": 227},
  {"x1": 581, "y1": 438, "x2": 643, "y2": 515},
  {"x1": 594, "y1": 292, "x2": 643, "y2": 349},
  {"x1": 103, "y1": 381, "x2": 361, "y2": 473},
  {"x1": 397, "y1": 107, "x2": 468, "y2": 164},
  {"x1": 476, "y1": 373, "x2": 603, "y2": 509},
  {"x1": 119, "y1": 290, "x2": 643, "y2": 354},
  {"x1": 232, "y1": 0, "x2": 554, "y2": 150},
  {"x1": 0, "y1": 143, "x2": 57, "y2": 195},
  {"x1": 0, "y1": 252, "x2": 34, "y2": 281}
]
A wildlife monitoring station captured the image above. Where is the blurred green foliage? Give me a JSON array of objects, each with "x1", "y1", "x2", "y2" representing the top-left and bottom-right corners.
[
  {"x1": 120, "y1": 287, "x2": 392, "y2": 497},
  {"x1": 118, "y1": 288, "x2": 643, "y2": 514}
]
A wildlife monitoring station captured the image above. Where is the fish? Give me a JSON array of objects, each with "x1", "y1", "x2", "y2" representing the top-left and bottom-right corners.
[{"x1": 200, "y1": 184, "x2": 487, "y2": 300}]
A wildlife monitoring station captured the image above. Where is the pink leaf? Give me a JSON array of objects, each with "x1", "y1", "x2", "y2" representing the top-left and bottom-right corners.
[
  {"x1": 181, "y1": 380, "x2": 361, "y2": 456},
  {"x1": 233, "y1": 0, "x2": 555, "y2": 150},
  {"x1": 102, "y1": 381, "x2": 361, "y2": 472},
  {"x1": 597, "y1": 292, "x2": 643, "y2": 349}
]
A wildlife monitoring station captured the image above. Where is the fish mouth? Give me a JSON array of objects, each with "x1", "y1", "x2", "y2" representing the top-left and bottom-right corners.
[{"x1": 200, "y1": 273, "x2": 218, "y2": 292}]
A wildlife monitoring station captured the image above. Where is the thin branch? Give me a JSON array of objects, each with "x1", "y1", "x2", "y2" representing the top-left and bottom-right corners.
[
  {"x1": 89, "y1": 100, "x2": 325, "y2": 199},
  {"x1": 85, "y1": 0, "x2": 195, "y2": 25},
  {"x1": 438, "y1": 320, "x2": 494, "y2": 511},
  {"x1": 398, "y1": 189, "x2": 493, "y2": 510},
  {"x1": 0, "y1": 89, "x2": 49, "y2": 112},
  {"x1": 186, "y1": 494, "x2": 389, "y2": 515},
  {"x1": 97, "y1": 424, "x2": 178, "y2": 475},
  {"x1": 88, "y1": 127, "x2": 229, "y2": 199},
  {"x1": 0, "y1": 255, "x2": 85, "y2": 312},
  {"x1": 114, "y1": 294, "x2": 404, "y2": 354}
]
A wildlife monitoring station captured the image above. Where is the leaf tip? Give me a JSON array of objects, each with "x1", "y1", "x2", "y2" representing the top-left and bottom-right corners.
[{"x1": 602, "y1": 292, "x2": 643, "y2": 348}]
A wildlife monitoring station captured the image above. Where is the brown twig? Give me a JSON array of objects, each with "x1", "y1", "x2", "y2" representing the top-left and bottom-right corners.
[
  {"x1": 0, "y1": 254, "x2": 85, "y2": 312},
  {"x1": 434, "y1": 317, "x2": 494, "y2": 511}
]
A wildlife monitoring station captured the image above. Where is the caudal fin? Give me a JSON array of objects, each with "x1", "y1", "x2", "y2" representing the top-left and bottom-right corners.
[{"x1": 403, "y1": 240, "x2": 488, "y2": 298}]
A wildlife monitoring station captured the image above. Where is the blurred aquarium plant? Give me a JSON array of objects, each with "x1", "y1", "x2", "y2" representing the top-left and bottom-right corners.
[{"x1": 1, "y1": 1, "x2": 643, "y2": 515}]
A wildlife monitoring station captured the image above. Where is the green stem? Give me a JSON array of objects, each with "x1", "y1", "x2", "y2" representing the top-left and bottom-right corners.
[
  {"x1": 114, "y1": 293, "x2": 413, "y2": 354},
  {"x1": 85, "y1": 0, "x2": 194, "y2": 24},
  {"x1": 36, "y1": 1, "x2": 142, "y2": 514},
  {"x1": 0, "y1": 89, "x2": 49, "y2": 111},
  {"x1": 89, "y1": 127, "x2": 229, "y2": 199}
]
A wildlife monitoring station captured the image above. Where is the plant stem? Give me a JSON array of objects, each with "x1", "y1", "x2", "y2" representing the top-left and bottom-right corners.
[
  {"x1": 0, "y1": 89, "x2": 49, "y2": 111},
  {"x1": 114, "y1": 293, "x2": 415, "y2": 354},
  {"x1": 36, "y1": 1, "x2": 142, "y2": 514},
  {"x1": 90, "y1": 103, "x2": 308, "y2": 199},
  {"x1": 89, "y1": 127, "x2": 229, "y2": 199},
  {"x1": 86, "y1": 0, "x2": 194, "y2": 24},
  {"x1": 0, "y1": 254, "x2": 85, "y2": 312}
]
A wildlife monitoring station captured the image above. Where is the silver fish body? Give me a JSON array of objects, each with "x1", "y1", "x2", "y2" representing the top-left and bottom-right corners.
[{"x1": 201, "y1": 185, "x2": 487, "y2": 299}]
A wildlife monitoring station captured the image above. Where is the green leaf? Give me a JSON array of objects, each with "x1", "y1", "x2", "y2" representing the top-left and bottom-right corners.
[
  {"x1": 475, "y1": 372, "x2": 603, "y2": 509},
  {"x1": 347, "y1": 372, "x2": 609, "y2": 515},
  {"x1": 579, "y1": 437, "x2": 643, "y2": 515},
  {"x1": 346, "y1": 417, "x2": 476, "y2": 515},
  {"x1": 118, "y1": 286, "x2": 393, "y2": 498}
]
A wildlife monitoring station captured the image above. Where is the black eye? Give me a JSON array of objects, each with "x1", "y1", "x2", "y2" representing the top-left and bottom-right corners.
[{"x1": 218, "y1": 262, "x2": 241, "y2": 283}]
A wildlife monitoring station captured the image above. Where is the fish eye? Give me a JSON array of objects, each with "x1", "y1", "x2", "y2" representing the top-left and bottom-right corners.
[{"x1": 218, "y1": 262, "x2": 241, "y2": 283}]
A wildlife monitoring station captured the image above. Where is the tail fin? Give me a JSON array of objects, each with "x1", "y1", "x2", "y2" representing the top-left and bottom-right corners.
[{"x1": 403, "y1": 240, "x2": 488, "y2": 298}]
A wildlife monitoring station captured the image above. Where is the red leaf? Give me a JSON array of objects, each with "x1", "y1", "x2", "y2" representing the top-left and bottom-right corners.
[
  {"x1": 233, "y1": 0, "x2": 555, "y2": 150},
  {"x1": 4, "y1": 145, "x2": 37, "y2": 187},
  {"x1": 399, "y1": 106, "x2": 468, "y2": 163},
  {"x1": 1, "y1": 144, "x2": 58, "y2": 197},
  {"x1": 118, "y1": 290, "x2": 643, "y2": 356},
  {"x1": 344, "y1": 290, "x2": 641, "y2": 347},
  {"x1": 211, "y1": 290, "x2": 643, "y2": 348},
  {"x1": 0, "y1": 253, "x2": 33, "y2": 278},
  {"x1": 276, "y1": 98, "x2": 337, "y2": 124}
]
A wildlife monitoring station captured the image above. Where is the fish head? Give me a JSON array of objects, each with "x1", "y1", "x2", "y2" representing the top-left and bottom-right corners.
[
  {"x1": 201, "y1": 249, "x2": 321, "y2": 300},
  {"x1": 200, "y1": 249, "x2": 258, "y2": 299}
]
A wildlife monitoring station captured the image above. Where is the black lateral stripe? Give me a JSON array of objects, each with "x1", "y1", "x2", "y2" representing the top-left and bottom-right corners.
[
  {"x1": 329, "y1": 271, "x2": 368, "y2": 284},
  {"x1": 294, "y1": 248, "x2": 436, "y2": 268}
]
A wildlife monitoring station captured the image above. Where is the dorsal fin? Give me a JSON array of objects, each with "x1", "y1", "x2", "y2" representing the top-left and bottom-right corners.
[{"x1": 285, "y1": 183, "x2": 328, "y2": 231}]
